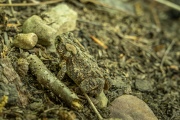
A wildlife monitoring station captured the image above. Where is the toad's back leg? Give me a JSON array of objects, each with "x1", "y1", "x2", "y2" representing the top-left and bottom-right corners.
[{"x1": 79, "y1": 78, "x2": 105, "y2": 96}]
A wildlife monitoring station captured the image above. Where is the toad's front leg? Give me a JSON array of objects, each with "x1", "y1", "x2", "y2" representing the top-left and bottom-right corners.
[
  {"x1": 57, "y1": 59, "x2": 67, "y2": 80},
  {"x1": 57, "y1": 51, "x2": 71, "y2": 80}
]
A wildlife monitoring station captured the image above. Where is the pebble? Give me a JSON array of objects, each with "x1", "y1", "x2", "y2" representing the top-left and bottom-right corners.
[
  {"x1": 95, "y1": 91, "x2": 108, "y2": 108},
  {"x1": 112, "y1": 76, "x2": 132, "y2": 94},
  {"x1": 13, "y1": 33, "x2": 38, "y2": 50},
  {"x1": 108, "y1": 95, "x2": 158, "y2": 120},
  {"x1": 135, "y1": 79, "x2": 154, "y2": 92}
]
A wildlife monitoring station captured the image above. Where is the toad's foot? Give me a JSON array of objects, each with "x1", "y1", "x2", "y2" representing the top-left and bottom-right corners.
[{"x1": 79, "y1": 78, "x2": 105, "y2": 96}]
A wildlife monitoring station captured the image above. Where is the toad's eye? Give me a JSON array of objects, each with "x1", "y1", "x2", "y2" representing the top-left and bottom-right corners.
[
  {"x1": 56, "y1": 36, "x2": 62, "y2": 42},
  {"x1": 56, "y1": 35, "x2": 66, "y2": 44},
  {"x1": 68, "y1": 32, "x2": 74, "y2": 38}
]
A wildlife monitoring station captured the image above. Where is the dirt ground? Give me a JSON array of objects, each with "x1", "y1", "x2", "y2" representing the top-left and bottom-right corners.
[{"x1": 0, "y1": 0, "x2": 179, "y2": 120}]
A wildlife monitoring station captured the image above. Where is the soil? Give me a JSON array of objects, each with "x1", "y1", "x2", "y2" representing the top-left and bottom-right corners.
[{"x1": 0, "y1": 0, "x2": 179, "y2": 120}]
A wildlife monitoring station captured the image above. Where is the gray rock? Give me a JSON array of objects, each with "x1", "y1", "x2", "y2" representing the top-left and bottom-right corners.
[
  {"x1": 112, "y1": 76, "x2": 132, "y2": 94},
  {"x1": 41, "y1": 4, "x2": 77, "y2": 35},
  {"x1": 135, "y1": 79, "x2": 154, "y2": 92},
  {"x1": 108, "y1": 95, "x2": 158, "y2": 120}
]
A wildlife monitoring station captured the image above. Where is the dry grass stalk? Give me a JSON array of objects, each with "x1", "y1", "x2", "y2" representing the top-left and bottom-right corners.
[
  {"x1": 0, "y1": 0, "x2": 63, "y2": 7},
  {"x1": 90, "y1": 36, "x2": 108, "y2": 49}
]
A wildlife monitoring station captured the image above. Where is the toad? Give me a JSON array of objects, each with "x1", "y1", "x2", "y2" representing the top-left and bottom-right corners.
[{"x1": 56, "y1": 32, "x2": 111, "y2": 96}]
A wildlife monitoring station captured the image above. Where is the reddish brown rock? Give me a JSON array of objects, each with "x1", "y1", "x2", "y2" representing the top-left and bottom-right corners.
[{"x1": 108, "y1": 95, "x2": 158, "y2": 120}]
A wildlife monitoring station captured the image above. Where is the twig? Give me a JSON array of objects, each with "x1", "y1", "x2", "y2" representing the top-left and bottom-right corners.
[
  {"x1": 27, "y1": 54, "x2": 83, "y2": 110},
  {"x1": 90, "y1": 36, "x2": 108, "y2": 49},
  {"x1": 124, "y1": 35, "x2": 138, "y2": 41},
  {"x1": 44, "y1": 108, "x2": 59, "y2": 113},
  {"x1": 155, "y1": 0, "x2": 180, "y2": 11},
  {"x1": 150, "y1": 2, "x2": 161, "y2": 29},
  {"x1": 134, "y1": 1, "x2": 144, "y2": 16},
  {"x1": 0, "y1": 0, "x2": 63, "y2": 7},
  {"x1": 151, "y1": 9, "x2": 161, "y2": 29},
  {"x1": 160, "y1": 39, "x2": 176, "y2": 77},
  {"x1": 8, "y1": 0, "x2": 15, "y2": 17},
  {"x1": 3, "y1": 32, "x2": 9, "y2": 46},
  {"x1": 77, "y1": 19, "x2": 103, "y2": 26},
  {"x1": 83, "y1": 92, "x2": 103, "y2": 120}
]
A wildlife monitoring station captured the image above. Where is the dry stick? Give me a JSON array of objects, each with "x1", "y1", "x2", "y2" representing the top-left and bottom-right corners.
[
  {"x1": 83, "y1": 92, "x2": 103, "y2": 120},
  {"x1": 77, "y1": 19, "x2": 103, "y2": 27},
  {"x1": 27, "y1": 54, "x2": 83, "y2": 110},
  {"x1": 134, "y1": 1, "x2": 144, "y2": 16},
  {"x1": 0, "y1": 0, "x2": 63, "y2": 7},
  {"x1": 160, "y1": 39, "x2": 176, "y2": 77},
  {"x1": 8, "y1": 0, "x2": 15, "y2": 16},
  {"x1": 155, "y1": 0, "x2": 180, "y2": 11},
  {"x1": 151, "y1": 9, "x2": 161, "y2": 28},
  {"x1": 90, "y1": 36, "x2": 108, "y2": 49}
]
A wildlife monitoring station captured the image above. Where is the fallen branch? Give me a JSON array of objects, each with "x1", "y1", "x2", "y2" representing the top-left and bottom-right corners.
[
  {"x1": 0, "y1": 0, "x2": 63, "y2": 7},
  {"x1": 0, "y1": 57, "x2": 29, "y2": 106},
  {"x1": 27, "y1": 54, "x2": 83, "y2": 110},
  {"x1": 160, "y1": 39, "x2": 176, "y2": 77},
  {"x1": 83, "y1": 92, "x2": 103, "y2": 120},
  {"x1": 155, "y1": 0, "x2": 180, "y2": 11}
]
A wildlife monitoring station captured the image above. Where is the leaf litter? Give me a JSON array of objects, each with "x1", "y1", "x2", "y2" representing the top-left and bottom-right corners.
[{"x1": 0, "y1": 0, "x2": 179, "y2": 119}]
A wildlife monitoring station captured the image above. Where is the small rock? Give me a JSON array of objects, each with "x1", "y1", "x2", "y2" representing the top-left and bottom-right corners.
[
  {"x1": 112, "y1": 76, "x2": 132, "y2": 94},
  {"x1": 95, "y1": 91, "x2": 108, "y2": 108},
  {"x1": 108, "y1": 95, "x2": 158, "y2": 120},
  {"x1": 13, "y1": 33, "x2": 38, "y2": 50},
  {"x1": 112, "y1": 76, "x2": 126, "y2": 88},
  {"x1": 135, "y1": 79, "x2": 154, "y2": 92}
]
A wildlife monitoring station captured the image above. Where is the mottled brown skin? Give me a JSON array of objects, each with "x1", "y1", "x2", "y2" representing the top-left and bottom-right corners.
[{"x1": 56, "y1": 32, "x2": 111, "y2": 96}]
